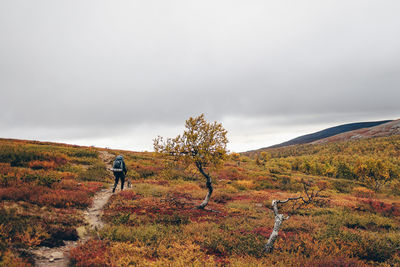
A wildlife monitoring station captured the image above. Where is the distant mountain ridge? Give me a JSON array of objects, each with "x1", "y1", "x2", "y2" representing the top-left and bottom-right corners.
[
  {"x1": 313, "y1": 119, "x2": 400, "y2": 144},
  {"x1": 259, "y1": 119, "x2": 393, "y2": 150}
]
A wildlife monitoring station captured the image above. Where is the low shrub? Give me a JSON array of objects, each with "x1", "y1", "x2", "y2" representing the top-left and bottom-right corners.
[
  {"x1": 344, "y1": 213, "x2": 397, "y2": 231},
  {"x1": 69, "y1": 239, "x2": 110, "y2": 267},
  {"x1": 332, "y1": 180, "x2": 354, "y2": 193},
  {"x1": 28, "y1": 160, "x2": 57, "y2": 170},
  {"x1": 78, "y1": 162, "x2": 108, "y2": 181},
  {"x1": 298, "y1": 256, "x2": 365, "y2": 267},
  {"x1": 100, "y1": 224, "x2": 177, "y2": 246},
  {"x1": 352, "y1": 186, "x2": 375, "y2": 198},
  {"x1": 355, "y1": 232, "x2": 398, "y2": 262},
  {"x1": 135, "y1": 164, "x2": 163, "y2": 178},
  {"x1": 132, "y1": 183, "x2": 168, "y2": 197},
  {"x1": 0, "y1": 249, "x2": 31, "y2": 267},
  {"x1": 360, "y1": 200, "x2": 400, "y2": 217},
  {"x1": 34, "y1": 190, "x2": 90, "y2": 208}
]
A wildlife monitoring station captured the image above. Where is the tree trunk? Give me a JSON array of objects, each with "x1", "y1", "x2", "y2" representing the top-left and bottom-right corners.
[
  {"x1": 265, "y1": 214, "x2": 285, "y2": 253},
  {"x1": 196, "y1": 163, "x2": 213, "y2": 209},
  {"x1": 265, "y1": 200, "x2": 288, "y2": 253}
]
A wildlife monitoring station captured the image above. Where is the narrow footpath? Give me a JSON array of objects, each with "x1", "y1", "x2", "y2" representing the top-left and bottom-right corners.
[{"x1": 32, "y1": 150, "x2": 115, "y2": 267}]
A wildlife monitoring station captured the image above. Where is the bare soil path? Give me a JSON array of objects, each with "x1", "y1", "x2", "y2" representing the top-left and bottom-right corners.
[{"x1": 32, "y1": 150, "x2": 115, "y2": 267}]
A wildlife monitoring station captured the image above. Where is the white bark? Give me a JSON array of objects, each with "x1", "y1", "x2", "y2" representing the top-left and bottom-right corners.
[
  {"x1": 265, "y1": 200, "x2": 289, "y2": 253},
  {"x1": 264, "y1": 183, "x2": 323, "y2": 253},
  {"x1": 265, "y1": 213, "x2": 285, "y2": 253}
]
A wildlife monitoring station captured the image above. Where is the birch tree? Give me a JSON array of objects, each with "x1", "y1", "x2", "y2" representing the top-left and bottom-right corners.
[
  {"x1": 153, "y1": 114, "x2": 228, "y2": 209},
  {"x1": 265, "y1": 180, "x2": 325, "y2": 253}
]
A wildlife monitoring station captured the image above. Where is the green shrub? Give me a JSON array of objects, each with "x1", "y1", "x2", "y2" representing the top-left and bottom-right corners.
[
  {"x1": 344, "y1": 213, "x2": 397, "y2": 231},
  {"x1": 356, "y1": 232, "x2": 398, "y2": 262},
  {"x1": 37, "y1": 173, "x2": 60, "y2": 187},
  {"x1": 332, "y1": 180, "x2": 354, "y2": 193},
  {"x1": 100, "y1": 224, "x2": 178, "y2": 246},
  {"x1": 79, "y1": 162, "x2": 108, "y2": 181},
  {"x1": 132, "y1": 183, "x2": 168, "y2": 197},
  {"x1": 201, "y1": 225, "x2": 265, "y2": 258}
]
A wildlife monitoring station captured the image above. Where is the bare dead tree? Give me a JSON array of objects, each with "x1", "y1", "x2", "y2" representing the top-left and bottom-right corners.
[{"x1": 265, "y1": 181, "x2": 326, "y2": 253}]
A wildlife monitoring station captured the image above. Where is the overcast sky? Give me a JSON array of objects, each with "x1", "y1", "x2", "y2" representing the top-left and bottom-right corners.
[{"x1": 1, "y1": 1, "x2": 399, "y2": 152}]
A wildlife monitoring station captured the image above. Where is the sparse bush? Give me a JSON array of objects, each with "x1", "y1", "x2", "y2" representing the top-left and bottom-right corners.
[
  {"x1": 332, "y1": 179, "x2": 354, "y2": 193},
  {"x1": 78, "y1": 162, "x2": 108, "y2": 181},
  {"x1": 100, "y1": 224, "x2": 176, "y2": 246},
  {"x1": 352, "y1": 186, "x2": 375, "y2": 198}
]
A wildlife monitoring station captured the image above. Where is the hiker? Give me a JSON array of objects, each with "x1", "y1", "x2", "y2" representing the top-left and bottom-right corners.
[{"x1": 112, "y1": 155, "x2": 127, "y2": 193}]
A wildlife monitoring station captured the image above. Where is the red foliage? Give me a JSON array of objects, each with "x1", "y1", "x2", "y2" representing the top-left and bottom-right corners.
[
  {"x1": 106, "y1": 195, "x2": 227, "y2": 224},
  {"x1": 298, "y1": 256, "x2": 366, "y2": 267},
  {"x1": 134, "y1": 164, "x2": 163, "y2": 178},
  {"x1": 34, "y1": 190, "x2": 90, "y2": 208},
  {"x1": 80, "y1": 182, "x2": 104, "y2": 195},
  {"x1": 216, "y1": 167, "x2": 248, "y2": 180},
  {"x1": 119, "y1": 190, "x2": 140, "y2": 200},
  {"x1": 42, "y1": 152, "x2": 68, "y2": 165},
  {"x1": 0, "y1": 185, "x2": 36, "y2": 201},
  {"x1": 134, "y1": 179, "x2": 169, "y2": 186},
  {"x1": 28, "y1": 160, "x2": 57, "y2": 170},
  {"x1": 360, "y1": 200, "x2": 400, "y2": 217},
  {"x1": 0, "y1": 181, "x2": 102, "y2": 208},
  {"x1": 230, "y1": 194, "x2": 251, "y2": 201},
  {"x1": 60, "y1": 172, "x2": 78, "y2": 180},
  {"x1": 69, "y1": 240, "x2": 110, "y2": 267},
  {"x1": 0, "y1": 162, "x2": 12, "y2": 174},
  {"x1": 251, "y1": 227, "x2": 272, "y2": 238}
]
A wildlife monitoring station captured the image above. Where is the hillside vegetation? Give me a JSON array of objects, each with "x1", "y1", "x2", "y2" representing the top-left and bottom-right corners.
[
  {"x1": 1, "y1": 136, "x2": 400, "y2": 266},
  {"x1": 264, "y1": 120, "x2": 392, "y2": 149},
  {"x1": 0, "y1": 139, "x2": 110, "y2": 265}
]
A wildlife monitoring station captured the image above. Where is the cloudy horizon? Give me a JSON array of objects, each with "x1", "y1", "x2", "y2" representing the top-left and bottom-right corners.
[{"x1": 1, "y1": 1, "x2": 399, "y2": 152}]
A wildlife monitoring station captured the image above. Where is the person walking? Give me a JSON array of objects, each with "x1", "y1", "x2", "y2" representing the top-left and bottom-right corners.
[{"x1": 112, "y1": 155, "x2": 127, "y2": 193}]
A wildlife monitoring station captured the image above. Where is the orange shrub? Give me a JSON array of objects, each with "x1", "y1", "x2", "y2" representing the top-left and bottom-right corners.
[
  {"x1": 119, "y1": 190, "x2": 139, "y2": 200},
  {"x1": 80, "y1": 181, "x2": 104, "y2": 195},
  {"x1": 69, "y1": 239, "x2": 111, "y2": 267},
  {"x1": 216, "y1": 167, "x2": 248, "y2": 180},
  {"x1": 360, "y1": 200, "x2": 400, "y2": 217},
  {"x1": 0, "y1": 249, "x2": 32, "y2": 267},
  {"x1": 34, "y1": 190, "x2": 91, "y2": 208},
  {"x1": 353, "y1": 187, "x2": 375, "y2": 198},
  {"x1": 0, "y1": 185, "x2": 42, "y2": 202},
  {"x1": 0, "y1": 163, "x2": 12, "y2": 175},
  {"x1": 28, "y1": 160, "x2": 57, "y2": 170},
  {"x1": 134, "y1": 164, "x2": 163, "y2": 178},
  {"x1": 0, "y1": 182, "x2": 101, "y2": 208},
  {"x1": 297, "y1": 256, "x2": 366, "y2": 267}
]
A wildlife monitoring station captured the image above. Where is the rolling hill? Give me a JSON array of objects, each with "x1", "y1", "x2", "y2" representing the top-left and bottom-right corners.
[
  {"x1": 255, "y1": 119, "x2": 394, "y2": 151},
  {"x1": 313, "y1": 118, "x2": 400, "y2": 144},
  {"x1": 2, "y1": 132, "x2": 400, "y2": 266}
]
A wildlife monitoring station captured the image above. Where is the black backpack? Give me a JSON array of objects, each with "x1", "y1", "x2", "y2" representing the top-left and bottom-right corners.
[{"x1": 113, "y1": 159, "x2": 123, "y2": 172}]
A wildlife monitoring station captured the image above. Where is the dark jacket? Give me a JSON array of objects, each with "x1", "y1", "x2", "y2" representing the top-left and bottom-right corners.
[{"x1": 114, "y1": 155, "x2": 127, "y2": 175}]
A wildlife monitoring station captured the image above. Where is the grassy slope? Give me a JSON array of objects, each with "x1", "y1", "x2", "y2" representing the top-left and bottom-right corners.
[
  {"x1": 0, "y1": 139, "x2": 110, "y2": 266},
  {"x1": 1, "y1": 136, "x2": 400, "y2": 266},
  {"x1": 73, "y1": 136, "x2": 400, "y2": 266},
  {"x1": 255, "y1": 120, "x2": 393, "y2": 149}
]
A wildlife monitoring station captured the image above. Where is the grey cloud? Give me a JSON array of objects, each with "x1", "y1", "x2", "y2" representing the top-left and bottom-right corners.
[{"x1": 1, "y1": 0, "x2": 399, "y2": 151}]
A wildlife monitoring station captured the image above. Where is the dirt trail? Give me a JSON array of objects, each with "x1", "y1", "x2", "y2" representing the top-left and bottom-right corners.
[{"x1": 32, "y1": 150, "x2": 115, "y2": 267}]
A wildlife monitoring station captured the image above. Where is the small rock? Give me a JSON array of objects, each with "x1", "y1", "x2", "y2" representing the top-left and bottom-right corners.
[
  {"x1": 51, "y1": 251, "x2": 64, "y2": 259},
  {"x1": 77, "y1": 226, "x2": 87, "y2": 239},
  {"x1": 49, "y1": 258, "x2": 54, "y2": 262}
]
